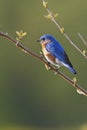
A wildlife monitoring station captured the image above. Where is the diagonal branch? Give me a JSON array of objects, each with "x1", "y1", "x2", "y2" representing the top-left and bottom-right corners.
[
  {"x1": 0, "y1": 31, "x2": 87, "y2": 96},
  {"x1": 78, "y1": 32, "x2": 87, "y2": 47},
  {"x1": 42, "y1": 0, "x2": 87, "y2": 59}
]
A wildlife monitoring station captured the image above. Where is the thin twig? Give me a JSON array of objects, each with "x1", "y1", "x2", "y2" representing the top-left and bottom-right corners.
[
  {"x1": 78, "y1": 32, "x2": 87, "y2": 47},
  {"x1": 0, "y1": 31, "x2": 87, "y2": 96},
  {"x1": 42, "y1": 0, "x2": 87, "y2": 59}
]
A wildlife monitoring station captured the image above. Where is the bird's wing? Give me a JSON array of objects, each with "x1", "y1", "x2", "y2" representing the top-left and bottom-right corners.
[{"x1": 46, "y1": 41, "x2": 73, "y2": 67}]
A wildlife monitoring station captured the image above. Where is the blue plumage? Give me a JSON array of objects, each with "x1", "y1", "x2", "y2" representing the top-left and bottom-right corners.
[{"x1": 39, "y1": 34, "x2": 77, "y2": 74}]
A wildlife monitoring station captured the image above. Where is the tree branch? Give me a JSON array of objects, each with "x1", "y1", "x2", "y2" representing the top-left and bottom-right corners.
[
  {"x1": 0, "y1": 31, "x2": 87, "y2": 96},
  {"x1": 78, "y1": 32, "x2": 87, "y2": 47},
  {"x1": 42, "y1": 0, "x2": 87, "y2": 59}
]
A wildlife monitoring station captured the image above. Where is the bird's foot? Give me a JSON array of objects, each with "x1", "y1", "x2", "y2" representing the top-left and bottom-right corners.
[{"x1": 55, "y1": 68, "x2": 59, "y2": 75}]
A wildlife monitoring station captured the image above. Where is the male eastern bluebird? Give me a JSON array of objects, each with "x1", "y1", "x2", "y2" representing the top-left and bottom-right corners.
[{"x1": 38, "y1": 34, "x2": 77, "y2": 74}]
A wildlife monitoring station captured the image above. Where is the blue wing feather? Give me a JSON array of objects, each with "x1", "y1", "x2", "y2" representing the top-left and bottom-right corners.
[{"x1": 46, "y1": 40, "x2": 73, "y2": 66}]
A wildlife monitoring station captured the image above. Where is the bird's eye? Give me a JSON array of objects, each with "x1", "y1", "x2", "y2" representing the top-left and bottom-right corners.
[{"x1": 41, "y1": 38, "x2": 45, "y2": 41}]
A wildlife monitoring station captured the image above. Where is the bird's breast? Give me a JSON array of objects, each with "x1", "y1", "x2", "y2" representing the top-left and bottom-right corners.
[
  {"x1": 41, "y1": 44, "x2": 56, "y2": 64},
  {"x1": 41, "y1": 44, "x2": 48, "y2": 55}
]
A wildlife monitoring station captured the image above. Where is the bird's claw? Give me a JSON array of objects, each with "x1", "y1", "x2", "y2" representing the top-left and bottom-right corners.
[{"x1": 55, "y1": 68, "x2": 59, "y2": 75}]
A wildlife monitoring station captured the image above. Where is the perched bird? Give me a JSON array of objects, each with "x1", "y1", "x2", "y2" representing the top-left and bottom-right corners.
[{"x1": 38, "y1": 34, "x2": 77, "y2": 74}]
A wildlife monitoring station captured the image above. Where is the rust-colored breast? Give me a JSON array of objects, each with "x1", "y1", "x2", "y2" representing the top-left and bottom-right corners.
[
  {"x1": 41, "y1": 43, "x2": 55, "y2": 63},
  {"x1": 46, "y1": 53, "x2": 55, "y2": 63}
]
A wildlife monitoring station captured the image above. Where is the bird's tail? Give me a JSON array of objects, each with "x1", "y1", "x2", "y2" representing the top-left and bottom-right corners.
[
  {"x1": 63, "y1": 63, "x2": 77, "y2": 74},
  {"x1": 67, "y1": 66, "x2": 77, "y2": 74}
]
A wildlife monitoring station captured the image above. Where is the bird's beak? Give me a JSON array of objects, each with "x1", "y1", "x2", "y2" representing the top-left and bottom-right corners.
[{"x1": 37, "y1": 39, "x2": 41, "y2": 42}]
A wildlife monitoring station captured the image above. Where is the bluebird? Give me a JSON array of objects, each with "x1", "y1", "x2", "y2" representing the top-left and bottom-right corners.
[{"x1": 38, "y1": 34, "x2": 77, "y2": 74}]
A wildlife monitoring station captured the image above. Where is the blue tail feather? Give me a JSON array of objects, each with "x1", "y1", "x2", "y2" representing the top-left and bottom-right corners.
[{"x1": 68, "y1": 66, "x2": 77, "y2": 74}]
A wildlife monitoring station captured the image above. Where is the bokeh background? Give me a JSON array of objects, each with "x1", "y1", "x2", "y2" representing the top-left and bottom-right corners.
[{"x1": 0, "y1": 0, "x2": 87, "y2": 130}]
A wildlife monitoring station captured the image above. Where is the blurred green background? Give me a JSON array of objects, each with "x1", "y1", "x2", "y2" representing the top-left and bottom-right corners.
[{"x1": 0, "y1": 0, "x2": 87, "y2": 130}]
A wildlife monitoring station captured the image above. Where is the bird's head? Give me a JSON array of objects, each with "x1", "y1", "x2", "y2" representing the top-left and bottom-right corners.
[{"x1": 37, "y1": 34, "x2": 56, "y2": 44}]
